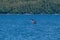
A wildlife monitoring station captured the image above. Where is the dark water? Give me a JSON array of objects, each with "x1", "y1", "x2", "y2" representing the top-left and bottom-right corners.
[{"x1": 0, "y1": 15, "x2": 60, "y2": 40}]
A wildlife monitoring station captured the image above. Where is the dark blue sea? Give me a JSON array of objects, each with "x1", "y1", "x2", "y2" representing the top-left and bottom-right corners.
[{"x1": 0, "y1": 14, "x2": 60, "y2": 40}]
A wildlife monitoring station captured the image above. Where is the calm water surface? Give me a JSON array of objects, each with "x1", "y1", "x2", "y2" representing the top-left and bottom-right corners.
[{"x1": 0, "y1": 15, "x2": 60, "y2": 40}]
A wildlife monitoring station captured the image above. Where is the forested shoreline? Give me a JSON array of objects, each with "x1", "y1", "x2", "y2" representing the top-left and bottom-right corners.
[{"x1": 0, "y1": 0, "x2": 60, "y2": 14}]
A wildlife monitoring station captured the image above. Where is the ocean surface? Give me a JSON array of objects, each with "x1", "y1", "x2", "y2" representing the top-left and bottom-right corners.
[{"x1": 0, "y1": 15, "x2": 60, "y2": 40}]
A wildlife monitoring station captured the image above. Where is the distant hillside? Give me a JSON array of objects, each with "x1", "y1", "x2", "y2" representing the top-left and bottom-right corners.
[{"x1": 0, "y1": 0, "x2": 60, "y2": 14}]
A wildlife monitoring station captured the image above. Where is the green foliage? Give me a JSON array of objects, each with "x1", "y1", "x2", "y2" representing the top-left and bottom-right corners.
[{"x1": 0, "y1": 0, "x2": 60, "y2": 14}]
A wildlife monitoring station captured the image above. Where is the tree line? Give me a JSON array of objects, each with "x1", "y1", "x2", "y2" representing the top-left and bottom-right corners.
[{"x1": 0, "y1": 0, "x2": 60, "y2": 14}]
